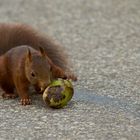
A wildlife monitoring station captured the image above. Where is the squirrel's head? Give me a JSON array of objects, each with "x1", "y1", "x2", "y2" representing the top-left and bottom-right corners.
[{"x1": 25, "y1": 47, "x2": 53, "y2": 92}]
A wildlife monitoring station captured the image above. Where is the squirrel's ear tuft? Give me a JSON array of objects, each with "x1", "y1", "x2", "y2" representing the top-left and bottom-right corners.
[
  {"x1": 27, "y1": 48, "x2": 32, "y2": 61},
  {"x1": 39, "y1": 47, "x2": 46, "y2": 57}
]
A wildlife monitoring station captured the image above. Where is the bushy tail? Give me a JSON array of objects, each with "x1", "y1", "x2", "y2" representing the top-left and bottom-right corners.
[{"x1": 0, "y1": 23, "x2": 77, "y2": 80}]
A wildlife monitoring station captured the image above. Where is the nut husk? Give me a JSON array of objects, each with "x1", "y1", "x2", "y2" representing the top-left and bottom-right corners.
[{"x1": 43, "y1": 79, "x2": 74, "y2": 108}]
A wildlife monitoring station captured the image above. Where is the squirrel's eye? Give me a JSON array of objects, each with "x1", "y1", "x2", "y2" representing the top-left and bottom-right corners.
[{"x1": 31, "y1": 72, "x2": 36, "y2": 77}]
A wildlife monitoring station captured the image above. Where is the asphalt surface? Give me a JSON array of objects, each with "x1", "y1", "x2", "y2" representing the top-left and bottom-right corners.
[{"x1": 0, "y1": 0, "x2": 140, "y2": 139}]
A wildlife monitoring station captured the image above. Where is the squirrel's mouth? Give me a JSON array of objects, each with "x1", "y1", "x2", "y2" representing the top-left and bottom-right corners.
[
  {"x1": 40, "y1": 87, "x2": 46, "y2": 93},
  {"x1": 34, "y1": 84, "x2": 48, "y2": 94},
  {"x1": 36, "y1": 86, "x2": 46, "y2": 94},
  {"x1": 39, "y1": 83, "x2": 50, "y2": 93}
]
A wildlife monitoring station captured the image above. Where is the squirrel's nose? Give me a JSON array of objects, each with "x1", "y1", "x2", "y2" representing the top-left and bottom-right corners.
[
  {"x1": 39, "y1": 83, "x2": 50, "y2": 92},
  {"x1": 38, "y1": 79, "x2": 51, "y2": 93}
]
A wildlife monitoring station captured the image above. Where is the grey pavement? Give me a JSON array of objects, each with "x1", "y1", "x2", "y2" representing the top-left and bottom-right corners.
[{"x1": 0, "y1": 0, "x2": 140, "y2": 139}]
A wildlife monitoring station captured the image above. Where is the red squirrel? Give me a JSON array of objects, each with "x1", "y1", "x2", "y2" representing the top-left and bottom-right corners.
[{"x1": 0, "y1": 23, "x2": 77, "y2": 105}]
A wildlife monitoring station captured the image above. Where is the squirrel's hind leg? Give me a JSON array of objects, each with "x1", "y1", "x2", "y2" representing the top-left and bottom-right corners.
[{"x1": 1, "y1": 83, "x2": 17, "y2": 99}]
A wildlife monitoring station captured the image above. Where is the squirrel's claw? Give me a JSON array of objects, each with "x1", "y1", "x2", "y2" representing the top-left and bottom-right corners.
[
  {"x1": 63, "y1": 73, "x2": 77, "y2": 81},
  {"x1": 20, "y1": 98, "x2": 32, "y2": 105}
]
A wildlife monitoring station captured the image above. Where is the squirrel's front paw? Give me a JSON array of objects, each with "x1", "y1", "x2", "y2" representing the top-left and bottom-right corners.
[
  {"x1": 64, "y1": 73, "x2": 77, "y2": 81},
  {"x1": 20, "y1": 98, "x2": 32, "y2": 105}
]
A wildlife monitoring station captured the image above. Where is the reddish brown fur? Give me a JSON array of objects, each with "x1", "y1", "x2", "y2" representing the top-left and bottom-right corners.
[
  {"x1": 0, "y1": 45, "x2": 68, "y2": 105},
  {"x1": 0, "y1": 23, "x2": 77, "y2": 105},
  {"x1": 0, "y1": 23, "x2": 76, "y2": 76}
]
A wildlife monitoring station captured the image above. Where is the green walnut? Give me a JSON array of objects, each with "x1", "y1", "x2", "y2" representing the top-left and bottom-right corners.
[{"x1": 43, "y1": 79, "x2": 74, "y2": 108}]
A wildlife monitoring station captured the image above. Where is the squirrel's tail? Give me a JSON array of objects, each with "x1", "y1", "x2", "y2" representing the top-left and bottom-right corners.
[
  {"x1": 0, "y1": 23, "x2": 76, "y2": 80},
  {"x1": 0, "y1": 23, "x2": 67, "y2": 69}
]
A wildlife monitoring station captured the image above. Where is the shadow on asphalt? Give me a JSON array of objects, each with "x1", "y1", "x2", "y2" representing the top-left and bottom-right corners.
[
  {"x1": 74, "y1": 89, "x2": 140, "y2": 117},
  {"x1": 1, "y1": 88, "x2": 140, "y2": 117}
]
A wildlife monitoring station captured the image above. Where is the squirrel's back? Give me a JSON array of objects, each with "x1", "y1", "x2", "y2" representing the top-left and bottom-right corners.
[{"x1": 0, "y1": 23, "x2": 68, "y2": 71}]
